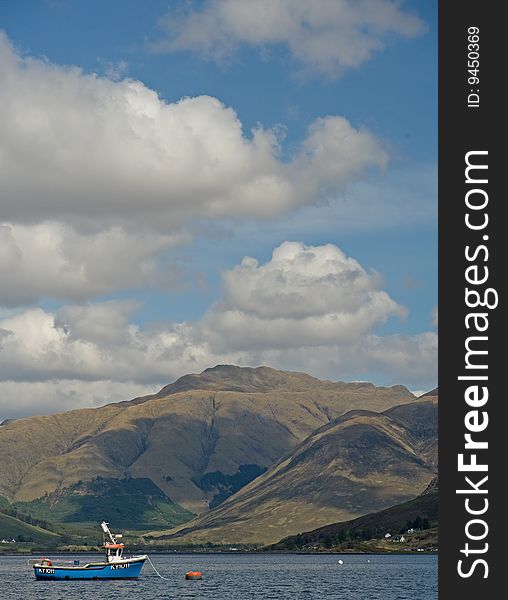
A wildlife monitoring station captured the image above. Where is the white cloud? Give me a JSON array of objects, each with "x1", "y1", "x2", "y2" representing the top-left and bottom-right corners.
[
  {"x1": 0, "y1": 33, "x2": 386, "y2": 232},
  {"x1": 0, "y1": 301, "x2": 218, "y2": 384},
  {"x1": 0, "y1": 32, "x2": 390, "y2": 307},
  {"x1": 359, "y1": 331, "x2": 437, "y2": 382},
  {"x1": 206, "y1": 163, "x2": 437, "y2": 252},
  {"x1": 0, "y1": 222, "x2": 187, "y2": 306},
  {"x1": 0, "y1": 242, "x2": 436, "y2": 418},
  {"x1": 0, "y1": 303, "x2": 189, "y2": 383},
  {"x1": 0, "y1": 380, "x2": 159, "y2": 421},
  {"x1": 201, "y1": 241, "x2": 406, "y2": 350},
  {"x1": 155, "y1": 0, "x2": 426, "y2": 78},
  {"x1": 0, "y1": 31, "x2": 435, "y2": 417},
  {"x1": 221, "y1": 333, "x2": 437, "y2": 387}
]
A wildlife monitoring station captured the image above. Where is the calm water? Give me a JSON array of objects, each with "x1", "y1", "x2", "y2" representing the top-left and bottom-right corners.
[{"x1": 0, "y1": 553, "x2": 437, "y2": 599}]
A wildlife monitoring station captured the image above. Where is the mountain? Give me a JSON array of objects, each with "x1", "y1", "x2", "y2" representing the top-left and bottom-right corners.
[
  {"x1": 149, "y1": 395, "x2": 437, "y2": 545},
  {"x1": 268, "y1": 478, "x2": 438, "y2": 551},
  {"x1": 0, "y1": 365, "x2": 415, "y2": 523}
]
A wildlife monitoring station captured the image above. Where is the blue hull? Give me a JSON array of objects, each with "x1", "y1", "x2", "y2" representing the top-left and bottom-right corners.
[{"x1": 34, "y1": 558, "x2": 146, "y2": 580}]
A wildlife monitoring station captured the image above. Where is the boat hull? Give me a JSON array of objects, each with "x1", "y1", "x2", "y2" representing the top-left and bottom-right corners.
[{"x1": 34, "y1": 557, "x2": 146, "y2": 580}]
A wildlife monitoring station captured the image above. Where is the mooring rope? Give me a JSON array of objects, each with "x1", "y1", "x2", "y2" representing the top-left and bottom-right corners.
[{"x1": 146, "y1": 555, "x2": 171, "y2": 581}]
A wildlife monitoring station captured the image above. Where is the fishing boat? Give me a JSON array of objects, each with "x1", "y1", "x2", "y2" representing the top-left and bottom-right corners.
[{"x1": 32, "y1": 521, "x2": 147, "y2": 580}]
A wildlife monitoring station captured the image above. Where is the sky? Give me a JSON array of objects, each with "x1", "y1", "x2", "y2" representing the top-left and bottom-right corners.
[{"x1": 0, "y1": 0, "x2": 437, "y2": 420}]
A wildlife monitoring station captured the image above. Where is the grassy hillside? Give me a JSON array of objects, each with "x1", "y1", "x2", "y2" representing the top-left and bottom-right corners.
[
  {"x1": 269, "y1": 478, "x2": 438, "y2": 551},
  {"x1": 0, "y1": 365, "x2": 415, "y2": 517},
  {"x1": 149, "y1": 396, "x2": 437, "y2": 545},
  {"x1": 0, "y1": 512, "x2": 61, "y2": 544},
  {"x1": 15, "y1": 477, "x2": 194, "y2": 531},
  {"x1": 0, "y1": 512, "x2": 60, "y2": 544},
  {"x1": 0, "y1": 496, "x2": 62, "y2": 545}
]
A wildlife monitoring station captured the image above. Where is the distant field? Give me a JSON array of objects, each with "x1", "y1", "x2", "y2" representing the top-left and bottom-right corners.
[{"x1": 0, "y1": 511, "x2": 60, "y2": 545}]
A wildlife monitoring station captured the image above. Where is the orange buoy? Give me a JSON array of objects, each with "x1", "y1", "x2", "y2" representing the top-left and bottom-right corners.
[{"x1": 185, "y1": 570, "x2": 203, "y2": 580}]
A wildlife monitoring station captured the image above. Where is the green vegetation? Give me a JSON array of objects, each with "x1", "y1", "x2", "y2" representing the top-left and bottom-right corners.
[
  {"x1": 137, "y1": 539, "x2": 260, "y2": 552},
  {"x1": 0, "y1": 496, "x2": 62, "y2": 546},
  {"x1": 192, "y1": 464, "x2": 267, "y2": 508},
  {"x1": 15, "y1": 477, "x2": 195, "y2": 531},
  {"x1": 1, "y1": 495, "x2": 55, "y2": 532},
  {"x1": 0, "y1": 512, "x2": 61, "y2": 544}
]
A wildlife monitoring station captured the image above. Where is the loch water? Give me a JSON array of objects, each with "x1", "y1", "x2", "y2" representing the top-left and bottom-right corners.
[{"x1": 0, "y1": 552, "x2": 437, "y2": 599}]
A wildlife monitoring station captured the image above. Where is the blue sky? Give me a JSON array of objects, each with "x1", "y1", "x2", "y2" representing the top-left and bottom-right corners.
[{"x1": 0, "y1": 1, "x2": 437, "y2": 418}]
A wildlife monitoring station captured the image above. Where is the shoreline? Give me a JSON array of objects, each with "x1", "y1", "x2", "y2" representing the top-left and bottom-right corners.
[{"x1": 0, "y1": 549, "x2": 438, "y2": 557}]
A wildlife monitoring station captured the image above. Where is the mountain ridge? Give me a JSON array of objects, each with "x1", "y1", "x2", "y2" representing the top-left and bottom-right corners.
[
  {"x1": 0, "y1": 365, "x2": 417, "y2": 515},
  {"x1": 148, "y1": 395, "x2": 437, "y2": 545},
  {"x1": 0, "y1": 365, "x2": 432, "y2": 546}
]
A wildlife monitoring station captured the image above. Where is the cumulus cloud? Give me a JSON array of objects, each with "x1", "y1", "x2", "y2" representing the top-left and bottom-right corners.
[
  {"x1": 0, "y1": 32, "x2": 390, "y2": 306},
  {"x1": 155, "y1": 0, "x2": 426, "y2": 78},
  {"x1": 0, "y1": 303, "x2": 192, "y2": 383},
  {"x1": 0, "y1": 32, "x2": 386, "y2": 231},
  {"x1": 0, "y1": 242, "x2": 436, "y2": 418},
  {"x1": 0, "y1": 222, "x2": 187, "y2": 306},
  {"x1": 201, "y1": 241, "x2": 406, "y2": 350},
  {"x1": 0, "y1": 299, "x2": 209, "y2": 386},
  {"x1": 0, "y1": 30, "x2": 435, "y2": 416}
]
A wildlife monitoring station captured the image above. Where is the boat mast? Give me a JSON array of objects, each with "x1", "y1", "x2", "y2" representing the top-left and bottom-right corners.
[
  {"x1": 101, "y1": 521, "x2": 117, "y2": 544},
  {"x1": 101, "y1": 521, "x2": 126, "y2": 562}
]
